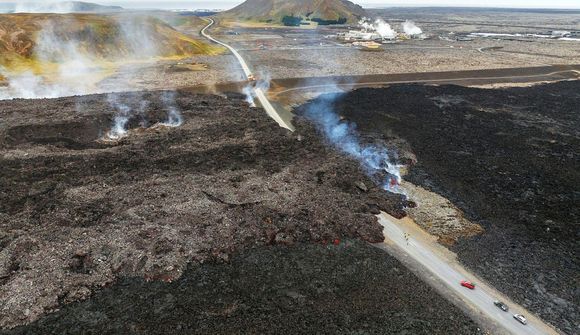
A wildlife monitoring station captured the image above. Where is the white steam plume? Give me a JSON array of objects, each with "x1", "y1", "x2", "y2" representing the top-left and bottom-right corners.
[
  {"x1": 302, "y1": 85, "x2": 404, "y2": 195},
  {"x1": 0, "y1": 14, "x2": 163, "y2": 101},
  {"x1": 358, "y1": 18, "x2": 397, "y2": 40},
  {"x1": 105, "y1": 91, "x2": 184, "y2": 140},
  {"x1": 402, "y1": 20, "x2": 422, "y2": 36},
  {"x1": 107, "y1": 94, "x2": 131, "y2": 140},
  {"x1": 0, "y1": 20, "x2": 96, "y2": 100},
  {"x1": 161, "y1": 91, "x2": 183, "y2": 127},
  {"x1": 243, "y1": 71, "x2": 271, "y2": 108},
  {"x1": 243, "y1": 86, "x2": 256, "y2": 107}
]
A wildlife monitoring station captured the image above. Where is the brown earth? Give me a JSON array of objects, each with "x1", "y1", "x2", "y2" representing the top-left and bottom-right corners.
[{"x1": 0, "y1": 90, "x2": 410, "y2": 329}]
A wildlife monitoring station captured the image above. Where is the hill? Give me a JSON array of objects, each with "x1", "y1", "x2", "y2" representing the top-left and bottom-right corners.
[
  {"x1": 15, "y1": 1, "x2": 123, "y2": 13},
  {"x1": 220, "y1": 0, "x2": 367, "y2": 25},
  {"x1": 0, "y1": 13, "x2": 223, "y2": 74}
]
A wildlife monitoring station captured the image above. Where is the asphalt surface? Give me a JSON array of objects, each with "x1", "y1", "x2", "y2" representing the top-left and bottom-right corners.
[
  {"x1": 201, "y1": 18, "x2": 293, "y2": 130},
  {"x1": 376, "y1": 213, "x2": 558, "y2": 335}
]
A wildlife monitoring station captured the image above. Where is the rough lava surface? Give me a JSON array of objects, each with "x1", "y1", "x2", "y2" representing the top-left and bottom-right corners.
[
  {"x1": 304, "y1": 81, "x2": 579, "y2": 334},
  {"x1": 2, "y1": 240, "x2": 482, "y2": 335},
  {"x1": 0, "y1": 91, "x2": 410, "y2": 328}
]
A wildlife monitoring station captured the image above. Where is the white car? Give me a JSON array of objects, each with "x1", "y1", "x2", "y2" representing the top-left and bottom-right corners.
[{"x1": 513, "y1": 314, "x2": 527, "y2": 325}]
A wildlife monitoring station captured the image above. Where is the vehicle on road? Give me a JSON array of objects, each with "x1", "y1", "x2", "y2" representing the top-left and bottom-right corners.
[
  {"x1": 513, "y1": 314, "x2": 528, "y2": 325},
  {"x1": 248, "y1": 74, "x2": 256, "y2": 82},
  {"x1": 494, "y1": 300, "x2": 509, "y2": 311},
  {"x1": 460, "y1": 280, "x2": 475, "y2": 289}
]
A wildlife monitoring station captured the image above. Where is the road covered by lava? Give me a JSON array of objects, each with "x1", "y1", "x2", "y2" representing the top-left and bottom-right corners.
[{"x1": 296, "y1": 80, "x2": 579, "y2": 334}]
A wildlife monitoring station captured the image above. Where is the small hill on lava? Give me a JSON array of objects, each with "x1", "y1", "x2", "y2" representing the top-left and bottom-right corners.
[{"x1": 220, "y1": 0, "x2": 367, "y2": 25}]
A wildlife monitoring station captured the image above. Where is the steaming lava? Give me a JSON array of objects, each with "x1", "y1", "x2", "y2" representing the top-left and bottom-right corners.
[
  {"x1": 302, "y1": 81, "x2": 579, "y2": 334},
  {"x1": 0, "y1": 90, "x2": 423, "y2": 329}
]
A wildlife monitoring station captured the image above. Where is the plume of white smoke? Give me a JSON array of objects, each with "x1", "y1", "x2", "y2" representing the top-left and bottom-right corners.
[
  {"x1": 119, "y1": 16, "x2": 159, "y2": 59},
  {"x1": 374, "y1": 19, "x2": 397, "y2": 40},
  {"x1": 358, "y1": 17, "x2": 397, "y2": 40},
  {"x1": 243, "y1": 71, "x2": 271, "y2": 107},
  {"x1": 358, "y1": 18, "x2": 374, "y2": 31},
  {"x1": 105, "y1": 90, "x2": 184, "y2": 140},
  {"x1": 0, "y1": 14, "x2": 166, "y2": 101},
  {"x1": 402, "y1": 20, "x2": 422, "y2": 36},
  {"x1": 302, "y1": 90, "x2": 404, "y2": 194},
  {"x1": 160, "y1": 91, "x2": 183, "y2": 127},
  {"x1": 107, "y1": 94, "x2": 131, "y2": 139},
  {"x1": 243, "y1": 85, "x2": 256, "y2": 107},
  {"x1": 0, "y1": 20, "x2": 96, "y2": 100}
]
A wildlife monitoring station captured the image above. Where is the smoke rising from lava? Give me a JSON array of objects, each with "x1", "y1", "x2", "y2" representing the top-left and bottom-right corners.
[
  {"x1": 160, "y1": 91, "x2": 183, "y2": 127},
  {"x1": 302, "y1": 90, "x2": 403, "y2": 194},
  {"x1": 0, "y1": 14, "x2": 164, "y2": 101},
  {"x1": 243, "y1": 71, "x2": 272, "y2": 107},
  {"x1": 0, "y1": 20, "x2": 96, "y2": 100},
  {"x1": 105, "y1": 91, "x2": 184, "y2": 140}
]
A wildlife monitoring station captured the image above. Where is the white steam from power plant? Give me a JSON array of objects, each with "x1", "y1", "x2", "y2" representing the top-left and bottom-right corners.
[
  {"x1": 359, "y1": 18, "x2": 397, "y2": 40},
  {"x1": 402, "y1": 20, "x2": 423, "y2": 36}
]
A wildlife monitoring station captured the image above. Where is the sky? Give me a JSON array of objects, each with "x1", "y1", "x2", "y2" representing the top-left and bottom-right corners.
[{"x1": 0, "y1": 0, "x2": 579, "y2": 10}]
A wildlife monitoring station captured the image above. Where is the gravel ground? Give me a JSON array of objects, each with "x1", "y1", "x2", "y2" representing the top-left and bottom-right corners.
[
  {"x1": 1, "y1": 240, "x2": 483, "y2": 335},
  {"x1": 0, "y1": 90, "x2": 411, "y2": 329},
  {"x1": 299, "y1": 81, "x2": 579, "y2": 334},
  {"x1": 96, "y1": 55, "x2": 245, "y2": 93},
  {"x1": 241, "y1": 40, "x2": 580, "y2": 80}
]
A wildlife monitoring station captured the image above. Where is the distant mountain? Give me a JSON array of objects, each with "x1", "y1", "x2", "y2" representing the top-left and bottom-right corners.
[
  {"x1": 220, "y1": 0, "x2": 367, "y2": 25},
  {"x1": 15, "y1": 1, "x2": 123, "y2": 14}
]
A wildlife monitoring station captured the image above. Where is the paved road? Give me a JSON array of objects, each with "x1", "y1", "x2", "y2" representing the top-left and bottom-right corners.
[
  {"x1": 201, "y1": 19, "x2": 293, "y2": 131},
  {"x1": 377, "y1": 213, "x2": 557, "y2": 335}
]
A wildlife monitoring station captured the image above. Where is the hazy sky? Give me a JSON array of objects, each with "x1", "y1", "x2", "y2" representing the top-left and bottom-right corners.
[{"x1": 1, "y1": 0, "x2": 579, "y2": 9}]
